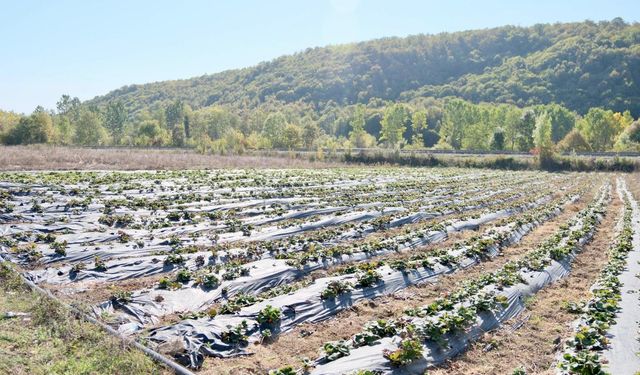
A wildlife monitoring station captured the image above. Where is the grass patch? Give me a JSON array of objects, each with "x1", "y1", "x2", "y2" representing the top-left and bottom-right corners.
[{"x1": 0, "y1": 262, "x2": 166, "y2": 374}]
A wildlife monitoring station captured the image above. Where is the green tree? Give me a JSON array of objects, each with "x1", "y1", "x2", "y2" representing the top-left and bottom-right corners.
[
  {"x1": 56, "y1": 95, "x2": 81, "y2": 120},
  {"x1": 379, "y1": 103, "x2": 407, "y2": 147},
  {"x1": 105, "y1": 101, "x2": 128, "y2": 143},
  {"x1": 614, "y1": 120, "x2": 640, "y2": 151},
  {"x1": 133, "y1": 119, "x2": 171, "y2": 146},
  {"x1": 557, "y1": 129, "x2": 591, "y2": 152},
  {"x1": 411, "y1": 110, "x2": 427, "y2": 146},
  {"x1": 490, "y1": 128, "x2": 505, "y2": 150},
  {"x1": 53, "y1": 116, "x2": 74, "y2": 145},
  {"x1": 191, "y1": 106, "x2": 240, "y2": 141},
  {"x1": 302, "y1": 121, "x2": 322, "y2": 149},
  {"x1": 0, "y1": 110, "x2": 23, "y2": 142},
  {"x1": 5, "y1": 110, "x2": 54, "y2": 145},
  {"x1": 578, "y1": 108, "x2": 620, "y2": 151},
  {"x1": 536, "y1": 104, "x2": 576, "y2": 142},
  {"x1": 282, "y1": 123, "x2": 303, "y2": 149},
  {"x1": 349, "y1": 104, "x2": 366, "y2": 136},
  {"x1": 515, "y1": 110, "x2": 536, "y2": 151},
  {"x1": 533, "y1": 113, "x2": 554, "y2": 164},
  {"x1": 74, "y1": 109, "x2": 109, "y2": 145},
  {"x1": 262, "y1": 112, "x2": 288, "y2": 148},
  {"x1": 165, "y1": 100, "x2": 186, "y2": 146},
  {"x1": 440, "y1": 99, "x2": 474, "y2": 150}
]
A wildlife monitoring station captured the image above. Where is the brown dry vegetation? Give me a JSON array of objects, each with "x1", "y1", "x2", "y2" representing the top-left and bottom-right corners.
[
  {"x1": 0, "y1": 145, "x2": 341, "y2": 170},
  {"x1": 430, "y1": 177, "x2": 621, "y2": 375},
  {"x1": 200, "y1": 181, "x2": 602, "y2": 374}
]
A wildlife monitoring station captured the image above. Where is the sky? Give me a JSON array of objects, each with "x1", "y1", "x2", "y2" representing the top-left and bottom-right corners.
[{"x1": 1, "y1": 0, "x2": 638, "y2": 113}]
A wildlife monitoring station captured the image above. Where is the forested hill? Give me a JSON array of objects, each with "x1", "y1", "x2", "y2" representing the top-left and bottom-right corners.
[{"x1": 90, "y1": 18, "x2": 640, "y2": 116}]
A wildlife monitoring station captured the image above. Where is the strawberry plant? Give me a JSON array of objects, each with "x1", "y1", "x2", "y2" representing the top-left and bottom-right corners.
[
  {"x1": 355, "y1": 270, "x2": 382, "y2": 288},
  {"x1": 322, "y1": 340, "x2": 350, "y2": 361},
  {"x1": 320, "y1": 280, "x2": 353, "y2": 300},
  {"x1": 51, "y1": 240, "x2": 68, "y2": 256},
  {"x1": 383, "y1": 338, "x2": 423, "y2": 366},
  {"x1": 257, "y1": 305, "x2": 282, "y2": 326},
  {"x1": 110, "y1": 290, "x2": 133, "y2": 305},
  {"x1": 94, "y1": 256, "x2": 107, "y2": 271},
  {"x1": 221, "y1": 320, "x2": 249, "y2": 345}
]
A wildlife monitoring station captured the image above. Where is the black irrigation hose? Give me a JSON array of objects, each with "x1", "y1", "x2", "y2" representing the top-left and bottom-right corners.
[{"x1": 0, "y1": 256, "x2": 195, "y2": 375}]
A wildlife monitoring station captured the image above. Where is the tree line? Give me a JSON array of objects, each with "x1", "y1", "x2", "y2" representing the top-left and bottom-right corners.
[{"x1": 1, "y1": 95, "x2": 637, "y2": 155}]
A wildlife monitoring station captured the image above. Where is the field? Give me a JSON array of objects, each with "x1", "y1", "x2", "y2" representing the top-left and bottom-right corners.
[{"x1": 1, "y1": 167, "x2": 639, "y2": 374}]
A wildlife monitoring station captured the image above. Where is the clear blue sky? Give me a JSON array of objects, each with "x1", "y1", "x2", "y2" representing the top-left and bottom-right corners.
[{"x1": 1, "y1": 0, "x2": 638, "y2": 113}]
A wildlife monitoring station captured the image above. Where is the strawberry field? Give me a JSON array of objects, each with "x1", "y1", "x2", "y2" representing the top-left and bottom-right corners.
[{"x1": 1, "y1": 168, "x2": 638, "y2": 375}]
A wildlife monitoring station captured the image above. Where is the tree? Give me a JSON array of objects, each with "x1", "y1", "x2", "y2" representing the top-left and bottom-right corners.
[
  {"x1": 533, "y1": 113, "x2": 554, "y2": 164},
  {"x1": 262, "y1": 112, "x2": 287, "y2": 148},
  {"x1": 191, "y1": 106, "x2": 240, "y2": 141},
  {"x1": 490, "y1": 128, "x2": 505, "y2": 150},
  {"x1": 515, "y1": 110, "x2": 535, "y2": 151},
  {"x1": 348, "y1": 104, "x2": 372, "y2": 148},
  {"x1": 224, "y1": 129, "x2": 247, "y2": 154},
  {"x1": 5, "y1": 110, "x2": 54, "y2": 145},
  {"x1": 614, "y1": 120, "x2": 640, "y2": 151},
  {"x1": 0, "y1": 110, "x2": 22, "y2": 142},
  {"x1": 134, "y1": 119, "x2": 171, "y2": 146},
  {"x1": 165, "y1": 100, "x2": 184, "y2": 129},
  {"x1": 282, "y1": 123, "x2": 303, "y2": 149},
  {"x1": 557, "y1": 129, "x2": 591, "y2": 152},
  {"x1": 105, "y1": 101, "x2": 127, "y2": 143},
  {"x1": 439, "y1": 99, "x2": 469, "y2": 150},
  {"x1": 349, "y1": 104, "x2": 366, "y2": 136},
  {"x1": 411, "y1": 110, "x2": 427, "y2": 146},
  {"x1": 74, "y1": 109, "x2": 109, "y2": 145},
  {"x1": 536, "y1": 104, "x2": 576, "y2": 142},
  {"x1": 578, "y1": 108, "x2": 620, "y2": 151},
  {"x1": 53, "y1": 115, "x2": 74, "y2": 145},
  {"x1": 56, "y1": 95, "x2": 81, "y2": 119},
  {"x1": 379, "y1": 104, "x2": 407, "y2": 147},
  {"x1": 302, "y1": 121, "x2": 322, "y2": 149},
  {"x1": 165, "y1": 100, "x2": 186, "y2": 146},
  {"x1": 424, "y1": 129, "x2": 440, "y2": 148}
]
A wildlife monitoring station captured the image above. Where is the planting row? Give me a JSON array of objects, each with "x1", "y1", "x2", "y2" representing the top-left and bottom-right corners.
[
  {"x1": 558, "y1": 178, "x2": 640, "y2": 374},
  {"x1": 301, "y1": 183, "x2": 610, "y2": 374},
  {"x1": 138, "y1": 184, "x2": 592, "y2": 368}
]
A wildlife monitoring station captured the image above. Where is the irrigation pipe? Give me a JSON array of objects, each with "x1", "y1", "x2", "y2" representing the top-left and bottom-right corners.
[{"x1": 0, "y1": 255, "x2": 196, "y2": 375}]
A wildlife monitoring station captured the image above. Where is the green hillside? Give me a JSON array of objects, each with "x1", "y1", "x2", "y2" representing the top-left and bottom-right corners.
[
  {"x1": 2, "y1": 18, "x2": 639, "y2": 155},
  {"x1": 90, "y1": 18, "x2": 639, "y2": 116}
]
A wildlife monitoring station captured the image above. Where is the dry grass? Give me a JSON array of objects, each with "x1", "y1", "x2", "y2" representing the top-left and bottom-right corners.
[
  {"x1": 0, "y1": 145, "x2": 341, "y2": 170},
  {"x1": 199, "y1": 184, "x2": 599, "y2": 374},
  {"x1": 47, "y1": 273, "x2": 169, "y2": 306},
  {"x1": 430, "y1": 177, "x2": 621, "y2": 375}
]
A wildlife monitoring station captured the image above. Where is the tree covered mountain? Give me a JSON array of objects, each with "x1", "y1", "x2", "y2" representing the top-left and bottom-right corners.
[
  {"x1": 2, "y1": 18, "x2": 639, "y2": 154},
  {"x1": 89, "y1": 18, "x2": 640, "y2": 116}
]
